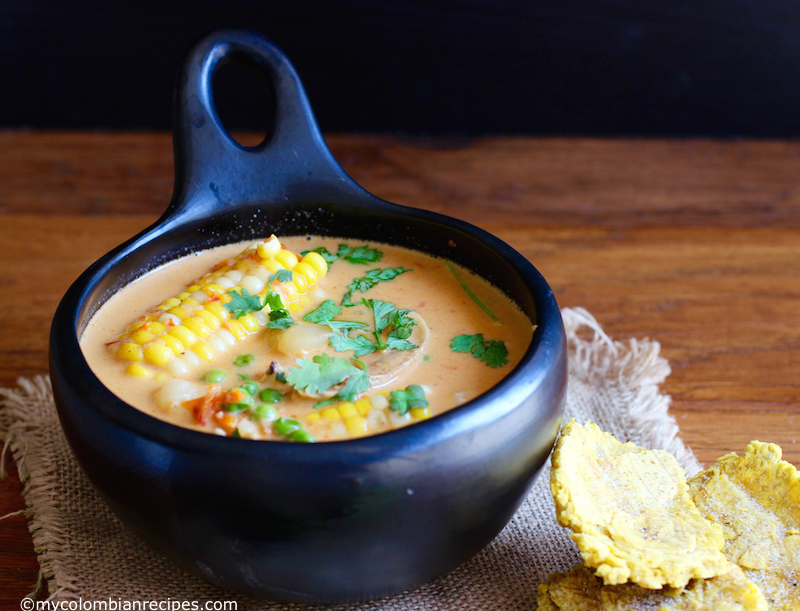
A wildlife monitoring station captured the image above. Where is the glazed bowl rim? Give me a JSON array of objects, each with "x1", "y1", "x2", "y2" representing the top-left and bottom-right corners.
[{"x1": 52, "y1": 205, "x2": 563, "y2": 462}]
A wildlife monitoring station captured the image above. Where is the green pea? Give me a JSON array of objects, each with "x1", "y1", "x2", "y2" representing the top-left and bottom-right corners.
[
  {"x1": 252, "y1": 404, "x2": 278, "y2": 421},
  {"x1": 241, "y1": 381, "x2": 260, "y2": 396},
  {"x1": 201, "y1": 369, "x2": 226, "y2": 383},
  {"x1": 233, "y1": 354, "x2": 255, "y2": 367},
  {"x1": 288, "y1": 430, "x2": 315, "y2": 443},
  {"x1": 223, "y1": 402, "x2": 249, "y2": 413},
  {"x1": 258, "y1": 388, "x2": 283, "y2": 403},
  {"x1": 273, "y1": 417, "x2": 302, "y2": 436}
]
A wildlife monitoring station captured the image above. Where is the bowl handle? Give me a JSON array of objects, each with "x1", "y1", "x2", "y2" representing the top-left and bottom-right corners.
[{"x1": 165, "y1": 29, "x2": 362, "y2": 223}]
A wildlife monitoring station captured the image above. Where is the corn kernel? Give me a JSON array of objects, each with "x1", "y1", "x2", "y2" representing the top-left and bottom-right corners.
[
  {"x1": 181, "y1": 298, "x2": 198, "y2": 307},
  {"x1": 168, "y1": 325, "x2": 199, "y2": 348},
  {"x1": 126, "y1": 321, "x2": 145, "y2": 333},
  {"x1": 306, "y1": 413, "x2": 321, "y2": 425},
  {"x1": 117, "y1": 342, "x2": 143, "y2": 361},
  {"x1": 177, "y1": 292, "x2": 191, "y2": 300},
  {"x1": 257, "y1": 235, "x2": 281, "y2": 259},
  {"x1": 144, "y1": 342, "x2": 174, "y2": 366},
  {"x1": 337, "y1": 402, "x2": 357, "y2": 418},
  {"x1": 345, "y1": 415, "x2": 368, "y2": 437},
  {"x1": 410, "y1": 407, "x2": 431, "y2": 420},
  {"x1": 204, "y1": 283, "x2": 225, "y2": 295},
  {"x1": 288, "y1": 302, "x2": 303, "y2": 313},
  {"x1": 281, "y1": 282, "x2": 299, "y2": 302},
  {"x1": 355, "y1": 399, "x2": 371, "y2": 415},
  {"x1": 234, "y1": 260, "x2": 249, "y2": 271},
  {"x1": 274, "y1": 249, "x2": 298, "y2": 270},
  {"x1": 292, "y1": 273, "x2": 309, "y2": 294},
  {"x1": 262, "y1": 259, "x2": 283, "y2": 274},
  {"x1": 226, "y1": 320, "x2": 248, "y2": 341},
  {"x1": 293, "y1": 261, "x2": 319, "y2": 285},
  {"x1": 182, "y1": 316, "x2": 211, "y2": 338},
  {"x1": 148, "y1": 321, "x2": 166, "y2": 335},
  {"x1": 160, "y1": 297, "x2": 181, "y2": 309},
  {"x1": 370, "y1": 394, "x2": 389, "y2": 409},
  {"x1": 192, "y1": 340, "x2": 215, "y2": 361},
  {"x1": 154, "y1": 372, "x2": 169, "y2": 383},
  {"x1": 130, "y1": 329, "x2": 154, "y2": 345},
  {"x1": 299, "y1": 295, "x2": 311, "y2": 306},
  {"x1": 204, "y1": 302, "x2": 229, "y2": 319},
  {"x1": 239, "y1": 313, "x2": 259, "y2": 332},
  {"x1": 187, "y1": 284, "x2": 201, "y2": 292},
  {"x1": 321, "y1": 407, "x2": 341, "y2": 421},
  {"x1": 126, "y1": 363, "x2": 151, "y2": 378},
  {"x1": 301, "y1": 251, "x2": 328, "y2": 278},
  {"x1": 194, "y1": 308, "x2": 221, "y2": 330},
  {"x1": 161, "y1": 334, "x2": 184, "y2": 356},
  {"x1": 167, "y1": 305, "x2": 188, "y2": 319}
]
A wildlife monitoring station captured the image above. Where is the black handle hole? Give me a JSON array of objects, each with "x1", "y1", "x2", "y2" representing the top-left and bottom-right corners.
[{"x1": 212, "y1": 52, "x2": 277, "y2": 148}]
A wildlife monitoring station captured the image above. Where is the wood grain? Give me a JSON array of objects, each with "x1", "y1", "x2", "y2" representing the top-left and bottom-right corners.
[
  {"x1": 4, "y1": 132, "x2": 800, "y2": 226},
  {"x1": 1, "y1": 131, "x2": 799, "y2": 601}
]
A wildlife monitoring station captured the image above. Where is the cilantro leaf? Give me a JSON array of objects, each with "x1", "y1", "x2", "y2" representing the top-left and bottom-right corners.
[
  {"x1": 267, "y1": 310, "x2": 295, "y2": 329},
  {"x1": 285, "y1": 354, "x2": 371, "y2": 403},
  {"x1": 275, "y1": 372, "x2": 287, "y2": 384},
  {"x1": 362, "y1": 299, "x2": 417, "y2": 349},
  {"x1": 304, "y1": 299, "x2": 366, "y2": 334},
  {"x1": 264, "y1": 290, "x2": 294, "y2": 329},
  {"x1": 326, "y1": 299, "x2": 418, "y2": 355},
  {"x1": 324, "y1": 320, "x2": 369, "y2": 333},
  {"x1": 450, "y1": 334, "x2": 484, "y2": 354},
  {"x1": 341, "y1": 291, "x2": 356, "y2": 307},
  {"x1": 286, "y1": 353, "x2": 358, "y2": 395},
  {"x1": 269, "y1": 269, "x2": 294, "y2": 283},
  {"x1": 389, "y1": 385, "x2": 429, "y2": 415},
  {"x1": 387, "y1": 309, "x2": 416, "y2": 341},
  {"x1": 329, "y1": 333, "x2": 378, "y2": 357},
  {"x1": 480, "y1": 339, "x2": 509, "y2": 368},
  {"x1": 301, "y1": 246, "x2": 338, "y2": 264},
  {"x1": 300, "y1": 243, "x2": 383, "y2": 267},
  {"x1": 450, "y1": 334, "x2": 508, "y2": 368},
  {"x1": 337, "y1": 244, "x2": 383, "y2": 265},
  {"x1": 335, "y1": 361, "x2": 371, "y2": 402},
  {"x1": 341, "y1": 267, "x2": 411, "y2": 306},
  {"x1": 386, "y1": 337, "x2": 417, "y2": 351},
  {"x1": 303, "y1": 299, "x2": 342, "y2": 324},
  {"x1": 369, "y1": 299, "x2": 399, "y2": 334},
  {"x1": 224, "y1": 289, "x2": 266, "y2": 319}
]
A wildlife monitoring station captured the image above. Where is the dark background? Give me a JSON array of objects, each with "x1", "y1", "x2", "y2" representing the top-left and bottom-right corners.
[{"x1": 3, "y1": 0, "x2": 800, "y2": 137}]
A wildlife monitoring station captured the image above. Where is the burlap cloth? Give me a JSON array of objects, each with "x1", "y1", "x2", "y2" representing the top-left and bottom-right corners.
[{"x1": 0, "y1": 307, "x2": 700, "y2": 609}]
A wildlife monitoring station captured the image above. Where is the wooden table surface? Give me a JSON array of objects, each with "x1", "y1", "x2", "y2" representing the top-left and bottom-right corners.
[{"x1": 1, "y1": 131, "x2": 799, "y2": 602}]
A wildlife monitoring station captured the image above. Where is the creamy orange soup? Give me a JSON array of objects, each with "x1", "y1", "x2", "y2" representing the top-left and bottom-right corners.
[{"x1": 81, "y1": 236, "x2": 534, "y2": 441}]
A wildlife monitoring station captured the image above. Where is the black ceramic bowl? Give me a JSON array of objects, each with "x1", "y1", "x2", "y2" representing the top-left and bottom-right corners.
[{"x1": 50, "y1": 30, "x2": 567, "y2": 603}]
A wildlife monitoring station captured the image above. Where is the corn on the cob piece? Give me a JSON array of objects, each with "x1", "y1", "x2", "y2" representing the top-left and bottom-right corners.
[{"x1": 110, "y1": 235, "x2": 328, "y2": 377}]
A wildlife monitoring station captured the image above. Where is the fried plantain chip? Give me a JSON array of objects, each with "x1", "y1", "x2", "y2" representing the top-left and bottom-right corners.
[
  {"x1": 550, "y1": 420, "x2": 730, "y2": 589},
  {"x1": 688, "y1": 441, "x2": 800, "y2": 611},
  {"x1": 539, "y1": 564, "x2": 767, "y2": 611},
  {"x1": 539, "y1": 565, "x2": 602, "y2": 610}
]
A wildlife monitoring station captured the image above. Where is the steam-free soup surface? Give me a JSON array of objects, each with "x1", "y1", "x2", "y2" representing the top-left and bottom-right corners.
[{"x1": 81, "y1": 236, "x2": 534, "y2": 441}]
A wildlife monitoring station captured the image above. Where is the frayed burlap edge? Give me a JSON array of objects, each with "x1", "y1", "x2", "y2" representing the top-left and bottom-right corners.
[
  {"x1": 561, "y1": 307, "x2": 700, "y2": 476},
  {"x1": 0, "y1": 375, "x2": 64, "y2": 601},
  {"x1": 0, "y1": 308, "x2": 699, "y2": 604}
]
